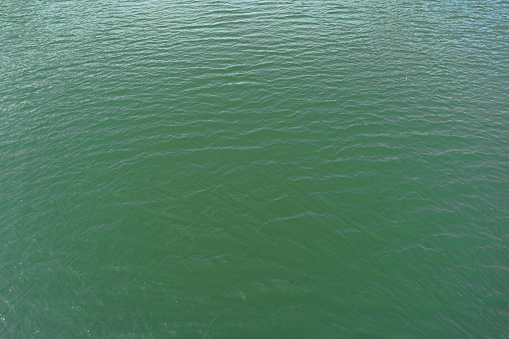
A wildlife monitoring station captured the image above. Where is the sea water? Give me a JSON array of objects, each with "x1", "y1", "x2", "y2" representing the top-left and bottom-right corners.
[{"x1": 1, "y1": 0, "x2": 508, "y2": 337}]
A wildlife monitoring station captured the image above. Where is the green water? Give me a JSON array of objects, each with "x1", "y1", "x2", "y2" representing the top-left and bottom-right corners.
[{"x1": 1, "y1": 0, "x2": 508, "y2": 337}]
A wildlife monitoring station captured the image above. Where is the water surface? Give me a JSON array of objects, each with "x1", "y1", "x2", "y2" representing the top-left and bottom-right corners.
[{"x1": 1, "y1": 0, "x2": 508, "y2": 337}]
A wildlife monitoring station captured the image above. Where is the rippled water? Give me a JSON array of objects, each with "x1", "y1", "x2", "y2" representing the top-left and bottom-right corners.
[{"x1": 1, "y1": 0, "x2": 508, "y2": 337}]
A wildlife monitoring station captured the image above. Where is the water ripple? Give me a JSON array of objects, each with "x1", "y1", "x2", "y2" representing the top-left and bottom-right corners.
[{"x1": 1, "y1": 0, "x2": 508, "y2": 337}]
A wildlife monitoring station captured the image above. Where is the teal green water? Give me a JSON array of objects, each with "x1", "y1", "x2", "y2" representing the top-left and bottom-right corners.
[{"x1": 1, "y1": 0, "x2": 508, "y2": 337}]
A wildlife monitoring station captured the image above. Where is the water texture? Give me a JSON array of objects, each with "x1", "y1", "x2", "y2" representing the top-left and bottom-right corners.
[{"x1": 1, "y1": 0, "x2": 508, "y2": 337}]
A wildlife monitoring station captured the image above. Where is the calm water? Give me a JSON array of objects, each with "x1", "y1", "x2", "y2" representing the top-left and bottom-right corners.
[{"x1": 1, "y1": 0, "x2": 508, "y2": 337}]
